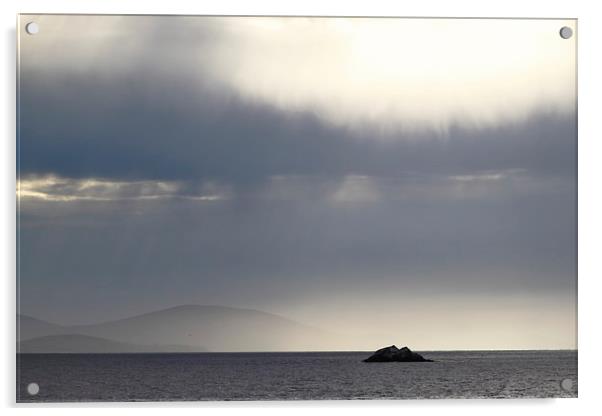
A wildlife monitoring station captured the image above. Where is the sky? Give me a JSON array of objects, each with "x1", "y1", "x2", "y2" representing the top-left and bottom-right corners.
[{"x1": 17, "y1": 15, "x2": 577, "y2": 350}]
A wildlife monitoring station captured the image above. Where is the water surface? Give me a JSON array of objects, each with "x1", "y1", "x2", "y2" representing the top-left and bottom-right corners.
[{"x1": 17, "y1": 350, "x2": 577, "y2": 402}]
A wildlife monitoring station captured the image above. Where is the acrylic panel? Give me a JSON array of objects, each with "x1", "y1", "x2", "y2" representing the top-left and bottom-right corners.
[{"x1": 16, "y1": 15, "x2": 577, "y2": 402}]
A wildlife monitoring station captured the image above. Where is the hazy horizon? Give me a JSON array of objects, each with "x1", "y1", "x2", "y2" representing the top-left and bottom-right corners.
[
  {"x1": 18, "y1": 16, "x2": 577, "y2": 351},
  {"x1": 18, "y1": 303, "x2": 577, "y2": 352}
]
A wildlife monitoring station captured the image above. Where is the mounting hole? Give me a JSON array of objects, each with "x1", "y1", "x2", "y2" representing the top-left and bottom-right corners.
[
  {"x1": 25, "y1": 22, "x2": 39, "y2": 35},
  {"x1": 27, "y1": 382, "x2": 39, "y2": 395},
  {"x1": 560, "y1": 378, "x2": 573, "y2": 391},
  {"x1": 559, "y1": 26, "x2": 573, "y2": 39}
]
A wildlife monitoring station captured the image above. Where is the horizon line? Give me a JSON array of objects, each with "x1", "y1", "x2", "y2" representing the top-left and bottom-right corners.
[{"x1": 16, "y1": 348, "x2": 578, "y2": 354}]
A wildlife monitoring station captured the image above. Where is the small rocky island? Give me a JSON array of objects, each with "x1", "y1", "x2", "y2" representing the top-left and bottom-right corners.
[{"x1": 363, "y1": 345, "x2": 433, "y2": 362}]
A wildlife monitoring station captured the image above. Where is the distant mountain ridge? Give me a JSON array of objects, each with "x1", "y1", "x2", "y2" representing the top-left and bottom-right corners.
[
  {"x1": 18, "y1": 305, "x2": 337, "y2": 353},
  {"x1": 18, "y1": 334, "x2": 208, "y2": 353},
  {"x1": 18, "y1": 315, "x2": 65, "y2": 340}
]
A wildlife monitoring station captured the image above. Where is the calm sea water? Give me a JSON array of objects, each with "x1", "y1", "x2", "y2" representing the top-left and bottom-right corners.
[{"x1": 17, "y1": 350, "x2": 577, "y2": 402}]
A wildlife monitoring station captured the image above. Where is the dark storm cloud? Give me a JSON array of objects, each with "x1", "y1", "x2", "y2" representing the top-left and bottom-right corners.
[
  {"x1": 18, "y1": 65, "x2": 575, "y2": 187},
  {"x1": 17, "y1": 15, "x2": 576, "y2": 186}
]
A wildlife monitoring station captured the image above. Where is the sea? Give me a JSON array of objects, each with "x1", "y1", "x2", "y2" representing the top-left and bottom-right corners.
[{"x1": 17, "y1": 350, "x2": 577, "y2": 402}]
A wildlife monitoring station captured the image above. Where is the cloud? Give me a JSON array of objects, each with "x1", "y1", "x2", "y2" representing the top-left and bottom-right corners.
[
  {"x1": 18, "y1": 15, "x2": 576, "y2": 187},
  {"x1": 200, "y1": 18, "x2": 576, "y2": 131},
  {"x1": 18, "y1": 68, "x2": 576, "y2": 186},
  {"x1": 20, "y1": 16, "x2": 576, "y2": 132},
  {"x1": 19, "y1": 168, "x2": 575, "y2": 290},
  {"x1": 18, "y1": 176, "x2": 226, "y2": 202}
]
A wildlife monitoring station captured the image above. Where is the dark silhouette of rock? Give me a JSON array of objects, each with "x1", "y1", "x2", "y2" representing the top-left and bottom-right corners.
[{"x1": 363, "y1": 345, "x2": 433, "y2": 362}]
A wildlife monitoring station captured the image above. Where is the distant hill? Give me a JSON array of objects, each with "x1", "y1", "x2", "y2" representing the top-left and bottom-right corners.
[
  {"x1": 18, "y1": 305, "x2": 338, "y2": 352},
  {"x1": 18, "y1": 334, "x2": 208, "y2": 353},
  {"x1": 69, "y1": 305, "x2": 335, "y2": 351},
  {"x1": 18, "y1": 315, "x2": 65, "y2": 341}
]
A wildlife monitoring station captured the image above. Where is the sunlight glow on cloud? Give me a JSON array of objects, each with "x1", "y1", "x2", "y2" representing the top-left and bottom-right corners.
[
  {"x1": 330, "y1": 175, "x2": 381, "y2": 203},
  {"x1": 203, "y1": 18, "x2": 576, "y2": 132},
  {"x1": 18, "y1": 176, "x2": 225, "y2": 202},
  {"x1": 18, "y1": 170, "x2": 540, "y2": 205},
  {"x1": 447, "y1": 168, "x2": 527, "y2": 183}
]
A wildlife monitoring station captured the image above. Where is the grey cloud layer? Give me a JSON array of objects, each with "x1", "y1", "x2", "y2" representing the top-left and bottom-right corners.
[
  {"x1": 17, "y1": 16, "x2": 577, "y2": 343},
  {"x1": 19, "y1": 174, "x2": 575, "y2": 326}
]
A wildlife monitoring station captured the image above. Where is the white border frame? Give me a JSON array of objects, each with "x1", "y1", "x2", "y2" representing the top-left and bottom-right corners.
[{"x1": 2, "y1": 1, "x2": 601, "y2": 415}]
